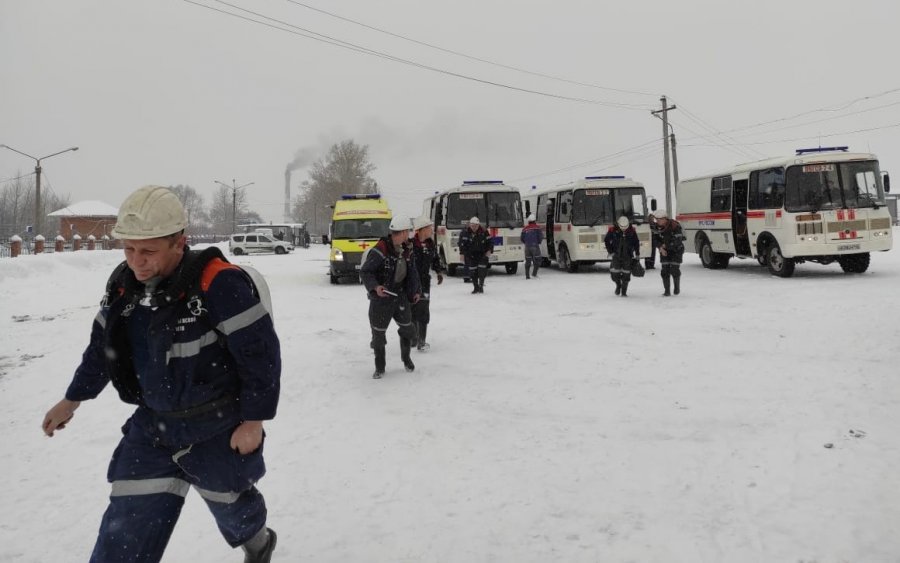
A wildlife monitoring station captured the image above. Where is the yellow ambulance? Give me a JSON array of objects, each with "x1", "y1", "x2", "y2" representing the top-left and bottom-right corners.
[{"x1": 328, "y1": 194, "x2": 392, "y2": 284}]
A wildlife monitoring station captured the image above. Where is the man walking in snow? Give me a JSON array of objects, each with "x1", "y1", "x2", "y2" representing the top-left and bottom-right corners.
[
  {"x1": 604, "y1": 215, "x2": 641, "y2": 297},
  {"x1": 411, "y1": 215, "x2": 444, "y2": 351},
  {"x1": 41, "y1": 185, "x2": 280, "y2": 563},
  {"x1": 520, "y1": 213, "x2": 543, "y2": 279},
  {"x1": 360, "y1": 217, "x2": 421, "y2": 378},
  {"x1": 652, "y1": 210, "x2": 686, "y2": 296},
  {"x1": 458, "y1": 216, "x2": 494, "y2": 293}
]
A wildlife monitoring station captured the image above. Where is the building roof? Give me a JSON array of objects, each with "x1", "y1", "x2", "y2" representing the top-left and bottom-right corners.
[{"x1": 48, "y1": 200, "x2": 119, "y2": 217}]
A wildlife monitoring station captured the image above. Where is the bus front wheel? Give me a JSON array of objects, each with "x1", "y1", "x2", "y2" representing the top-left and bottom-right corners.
[
  {"x1": 558, "y1": 245, "x2": 578, "y2": 273},
  {"x1": 766, "y1": 243, "x2": 795, "y2": 277},
  {"x1": 505, "y1": 263, "x2": 518, "y2": 275}
]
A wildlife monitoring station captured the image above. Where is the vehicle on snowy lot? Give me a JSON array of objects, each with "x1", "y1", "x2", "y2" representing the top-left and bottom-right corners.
[
  {"x1": 328, "y1": 194, "x2": 392, "y2": 284},
  {"x1": 229, "y1": 233, "x2": 293, "y2": 255},
  {"x1": 422, "y1": 180, "x2": 524, "y2": 275},
  {"x1": 520, "y1": 176, "x2": 654, "y2": 272},
  {"x1": 676, "y1": 146, "x2": 892, "y2": 277}
]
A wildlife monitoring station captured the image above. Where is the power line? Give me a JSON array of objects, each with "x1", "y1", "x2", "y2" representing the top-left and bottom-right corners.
[
  {"x1": 713, "y1": 86, "x2": 900, "y2": 137},
  {"x1": 279, "y1": 0, "x2": 659, "y2": 99},
  {"x1": 680, "y1": 120, "x2": 900, "y2": 147},
  {"x1": 510, "y1": 138, "x2": 659, "y2": 182},
  {"x1": 0, "y1": 171, "x2": 36, "y2": 183},
  {"x1": 719, "y1": 99, "x2": 900, "y2": 140},
  {"x1": 183, "y1": 0, "x2": 654, "y2": 110}
]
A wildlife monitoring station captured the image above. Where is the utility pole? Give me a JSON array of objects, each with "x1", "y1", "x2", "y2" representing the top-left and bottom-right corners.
[
  {"x1": 214, "y1": 179, "x2": 254, "y2": 234},
  {"x1": 651, "y1": 96, "x2": 677, "y2": 217},
  {"x1": 670, "y1": 128, "x2": 679, "y2": 187},
  {"x1": 0, "y1": 144, "x2": 79, "y2": 235}
]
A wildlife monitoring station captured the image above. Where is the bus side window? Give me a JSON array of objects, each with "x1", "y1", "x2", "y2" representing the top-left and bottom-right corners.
[
  {"x1": 558, "y1": 192, "x2": 573, "y2": 223},
  {"x1": 710, "y1": 176, "x2": 732, "y2": 212}
]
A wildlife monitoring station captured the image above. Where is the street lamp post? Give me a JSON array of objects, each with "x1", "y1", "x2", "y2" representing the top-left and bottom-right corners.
[
  {"x1": 214, "y1": 179, "x2": 254, "y2": 234},
  {"x1": 1, "y1": 144, "x2": 79, "y2": 235}
]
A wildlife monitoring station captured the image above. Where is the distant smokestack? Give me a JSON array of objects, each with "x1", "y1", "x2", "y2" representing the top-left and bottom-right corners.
[{"x1": 284, "y1": 170, "x2": 291, "y2": 223}]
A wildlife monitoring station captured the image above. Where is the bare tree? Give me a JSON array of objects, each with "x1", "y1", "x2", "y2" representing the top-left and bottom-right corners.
[
  {"x1": 0, "y1": 172, "x2": 69, "y2": 238},
  {"x1": 207, "y1": 185, "x2": 264, "y2": 234},
  {"x1": 168, "y1": 184, "x2": 209, "y2": 234},
  {"x1": 292, "y1": 140, "x2": 378, "y2": 230}
]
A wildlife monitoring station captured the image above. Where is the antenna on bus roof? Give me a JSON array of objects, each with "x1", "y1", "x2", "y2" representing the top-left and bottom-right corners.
[
  {"x1": 585, "y1": 175, "x2": 626, "y2": 180},
  {"x1": 463, "y1": 180, "x2": 504, "y2": 185},
  {"x1": 795, "y1": 146, "x2": 849, "y2": 155}
]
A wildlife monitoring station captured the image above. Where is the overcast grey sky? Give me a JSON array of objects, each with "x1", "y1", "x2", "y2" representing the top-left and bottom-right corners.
[{"x1": 2, "y1": 0, "x2": 898, "y2": 222}]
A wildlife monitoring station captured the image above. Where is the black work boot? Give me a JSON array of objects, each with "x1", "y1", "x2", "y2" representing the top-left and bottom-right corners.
[
  {"x1": 373, "y1": 346, "x2": 386, "y2": 378},
  {"x1": 242, "y1": 528, "x2": 277, "y2": 563},
  {"x1": 478, "y1": 270, "x2": 487, "y2": 293},
  {"x1": 620, "y1": 280, "x2": 629, "y2": 297},
  {"x1": 532, "y1": 266, "x2": 539, "y2": 278},
  {"x1": 417, "y1": 325, "x2": 429, "y2": 351},
  {"x1": 614, "y1": 276, "x2": 622, "y2": 295},
  {"x1": 662, "y1": 275, "x2": 671, "y2": 297},
  {"x1": 400, "y1": 338, "x2": 415, "y2": 372},
  {"x1": 673, "y1": 274, "x2": 681, "y2": 295}
]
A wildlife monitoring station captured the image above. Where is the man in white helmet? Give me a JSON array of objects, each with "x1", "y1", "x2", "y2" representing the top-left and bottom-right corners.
[
  {"x1": 360, "y1": 216, "x2": 421, "y2": 378},
  {"x1": 520, "y1": 213, "x2": 543, "y2": 279},
  {"x1": 41, "y1": 185, "x2": 280, "y2": 563},
  {"x1": 603, "y1": 215, "x2": 641, "y2": 297},
  {"x1": 457, "y1": 216, "x2": 494, "y2": 293},
  {"x1": 410, "y1": 215, "x2": 444, "y2": 351}
]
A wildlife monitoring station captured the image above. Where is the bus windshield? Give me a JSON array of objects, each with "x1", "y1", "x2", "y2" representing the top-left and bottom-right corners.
[
  {"x1": 331, "y1": 218, "x2": 390, "y2": 240},
  {"x1": 785, "y1": 160, "x2": 884, "y2": 212},
  {"x1": 571, "y1": 188, "x2": 647, "y2": 226},
  {"x1": 447, "y1": 192, "x2": 523, "y2": 228}
]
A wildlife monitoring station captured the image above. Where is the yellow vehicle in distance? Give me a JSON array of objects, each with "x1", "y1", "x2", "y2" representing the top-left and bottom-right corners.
[{"x1": 329, "y1": 194, "x2": 392, "y2": 284}]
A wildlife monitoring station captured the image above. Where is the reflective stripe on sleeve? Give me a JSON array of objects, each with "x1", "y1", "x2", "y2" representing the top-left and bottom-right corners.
[
  {"x1": 110, "y1": 478, "x2": 191, "y2": 498},
  {"x1": 166, "y1": 329, "x2": 220, "y2": 363},
  {"x1": 215, "y1": 302, "x2": 268, "y2": 336},
  {"x1": 94, "y1": 310, "x2": 106, "y2": 330}
]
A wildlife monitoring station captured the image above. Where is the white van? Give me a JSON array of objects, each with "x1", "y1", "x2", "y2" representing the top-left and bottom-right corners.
[{"x1": 229, "y1": 233, "x2": 293, "y2": 256}]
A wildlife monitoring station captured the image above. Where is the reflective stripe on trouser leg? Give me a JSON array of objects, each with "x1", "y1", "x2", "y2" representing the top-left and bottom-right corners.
[
  {"x1": 91, "y1": 483, "x2": 187, "y2": 563},
  {"x1": 199, "y1": 485, "x2": 268, "y2": 548}
]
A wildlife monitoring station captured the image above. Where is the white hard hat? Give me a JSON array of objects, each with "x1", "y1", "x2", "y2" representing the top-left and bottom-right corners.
[
  {"x1": 616, "y1": 216, "x2": 630, "y2": 230},
  {"x1": 389, "y1": 216, "x2": 411, "y2": 232},
  {"x1": 469, "y1": 216, "x2": 481, "y2": 225},
  {"x1": 655, "y1": 210, "x2": 668, "y2": 219},
  {"x1": 413, "y1": 215, "x2": 434, "y2": 230},
  {"x1": 111, "y1": 185, "x2": 187, "y2": 240},
  {"x1": 527, "y1": 214, "x2": 536, "y2": 222}
]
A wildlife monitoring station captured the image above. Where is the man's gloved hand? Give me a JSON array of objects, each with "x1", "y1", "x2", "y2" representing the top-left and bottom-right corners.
[{"x1": 436, "y1": 273, "x2": 444, "y2": 285}]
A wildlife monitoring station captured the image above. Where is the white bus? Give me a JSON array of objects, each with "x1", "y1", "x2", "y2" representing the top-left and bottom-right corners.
[
  {"x1": 676, "y1": 147, "x2": 892, "y2": 277},
  {"x1": 520, "y1": 176, "x2": 654, "y2": 272},
  {"x1": 423, "y1": 180, "x2": 525, "y2": 275}
]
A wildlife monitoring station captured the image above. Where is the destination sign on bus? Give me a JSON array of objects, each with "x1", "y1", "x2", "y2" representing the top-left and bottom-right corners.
[
  {"x1": 459, "y1": 193, "x2": 484, "y2": 199},
  {"x1": 584, "y1": 189, "x2": 610, "y2": 196},
  {"x1": 802, "y1": 164, "x2": 835, "y2": 173}
]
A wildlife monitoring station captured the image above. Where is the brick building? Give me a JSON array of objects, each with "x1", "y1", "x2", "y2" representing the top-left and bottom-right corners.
[{"x1": 48, "y1": 200, "x2": 119, "y2": 240}]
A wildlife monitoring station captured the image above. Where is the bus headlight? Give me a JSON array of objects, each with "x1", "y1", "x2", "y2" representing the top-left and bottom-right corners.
[{"x1": 333, "y1": 249, "x2": 344, "y2": 261}]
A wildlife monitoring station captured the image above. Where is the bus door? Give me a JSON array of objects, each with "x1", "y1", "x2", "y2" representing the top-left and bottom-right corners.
[
  {"x1": 732, "y1": 178, "x2": 751, "y2": 256},
  {"x1": 539, "y1": 194, "x2": 556, "y2": 258}
]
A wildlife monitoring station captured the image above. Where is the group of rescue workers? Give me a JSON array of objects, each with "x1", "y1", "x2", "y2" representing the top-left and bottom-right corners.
[{"x1": 38, "y1": 184, "x2": 686, "y2": 562}]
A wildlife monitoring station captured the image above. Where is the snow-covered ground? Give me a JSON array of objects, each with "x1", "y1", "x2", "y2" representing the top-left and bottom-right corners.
[{"x1": 2, "y1": 239, "x2": 899, "y2": 563}]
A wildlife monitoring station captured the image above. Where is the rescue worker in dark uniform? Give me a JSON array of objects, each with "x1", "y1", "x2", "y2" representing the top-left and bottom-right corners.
[
  {"x1": 652, "y1": 210, "x2": 686, "y2": 296},
  {"x1": 604, "y1": 215, "x2": 641, "y2": 297},
  {"x1": 458, "y1": 216, "x2": 494, "y2": 294},
  {"x1": 411, "y1": 215, "x2": 444, "y2": 351},
  {"x1": 520, "y1": 213, "x2": 543, "y2": 279},
  {"x1": 41, "y1": 185, "x2": 280, "y2": 563},
  {"x1": 646, "y1": 211, "x2": 660, "y2": 270},
  {"x1": 360, "y1": 217, "x2": 421, "y2": 378}
]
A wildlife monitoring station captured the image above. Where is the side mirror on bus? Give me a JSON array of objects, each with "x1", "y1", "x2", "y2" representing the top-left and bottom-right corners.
[
  {"x1": 650, "y1": 198, "x2": 658, "y2": 212},
  {"x1": 884, "y1": 173, "x2": 891, "y2": 193}
]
